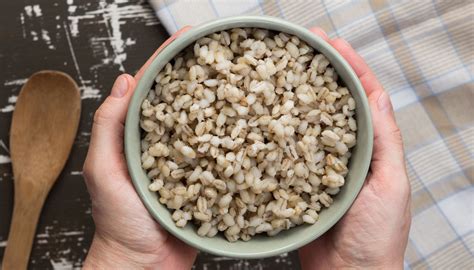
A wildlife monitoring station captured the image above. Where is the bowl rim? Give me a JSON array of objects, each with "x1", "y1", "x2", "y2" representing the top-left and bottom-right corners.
[{"x1": 125, "y1": 15, "x2": 373, "y2": 258}]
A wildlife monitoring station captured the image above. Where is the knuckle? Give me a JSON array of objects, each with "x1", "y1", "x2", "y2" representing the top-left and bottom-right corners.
[
  {"x1": 93, "y1": 101, "x2": 113, "y2": 127},
  {"x1": 391, "y1": 125, "x2": 402, "y2": 140},
  {"x1": 82, "y1": 157, "x2": 93, "y2": 181},
  {"x1": 93, "y1": 107, "x2": 107, "y2": 126},
  {"x1": 390, "y1": 125, "x2": 404, "y2": 149}
]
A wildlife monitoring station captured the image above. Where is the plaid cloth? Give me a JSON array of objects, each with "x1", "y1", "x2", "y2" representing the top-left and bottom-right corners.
[{"x1": 149, "y1": 0, "x2": 474, "y2": 268}]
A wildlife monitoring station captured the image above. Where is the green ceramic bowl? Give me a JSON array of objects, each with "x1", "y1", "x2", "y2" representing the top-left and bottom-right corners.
[{"x1": 125, "y1": 16, "x2": 373, "y2": 259}]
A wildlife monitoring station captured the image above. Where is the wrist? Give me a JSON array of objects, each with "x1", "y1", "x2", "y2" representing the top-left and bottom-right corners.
[
  {"x1": 299, "y1": 248, "x2": 404, "y2": 270},
  {"x1": 300, "y1": 260, "x2": 403, "y2": 270},
  {"x1": 84, "y1": 233, "x2": 161, "y2": 269}
]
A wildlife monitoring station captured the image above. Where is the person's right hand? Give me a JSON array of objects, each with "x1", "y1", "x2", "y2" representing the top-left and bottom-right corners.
[{"x1": 298, "y1": 28, "x2": 411, "y2": 269}]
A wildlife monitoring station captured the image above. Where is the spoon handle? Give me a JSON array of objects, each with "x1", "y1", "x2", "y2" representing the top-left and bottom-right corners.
[{"x1": 2, "y1": 184, "x2": 49, "y2": 270}]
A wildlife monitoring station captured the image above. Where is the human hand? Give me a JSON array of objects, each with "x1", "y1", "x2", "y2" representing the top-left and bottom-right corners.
[
  {"x1": 82, "y1": 27, "x2": 197, "y2": 269},
  {"x1": 298, "y1": 28, "x2": 411, "y2": 269}
]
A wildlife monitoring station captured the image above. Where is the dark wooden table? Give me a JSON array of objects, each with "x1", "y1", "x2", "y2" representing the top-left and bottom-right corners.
[{"x1": 0, "y1": 0, "x2": 300, "y2": 269}]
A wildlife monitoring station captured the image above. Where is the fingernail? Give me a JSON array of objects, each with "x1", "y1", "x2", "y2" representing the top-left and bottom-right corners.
[
  {"x1": 377, "y1": 91, "x2": 393, "y2": 114},
  {"x1": 110, "y1": 75, "x2": 129, "y2": 98}
]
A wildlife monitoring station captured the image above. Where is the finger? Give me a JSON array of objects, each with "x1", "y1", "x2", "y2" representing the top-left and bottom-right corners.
[
  {"x1": 328, "y1": 38, "x2": 405, "y2": 175},
  {"x1": 368, "y1": 89, "x2": 405, "y2": 174},
  {"x1": 309, "y1": 27, "x2": 329, "y2": 41},
  {"x1": 329, "y1": 38, "x2": 380, "y2": 97},
  {"x1": 329, "y1": 38, "x2": 370, "y2": 77},
  {"x1": 88, "y1": 74, "x2": 137, "y2": 165},
  {"x1": 135, "y1": 26, "x2": 192, "y2": 82}
]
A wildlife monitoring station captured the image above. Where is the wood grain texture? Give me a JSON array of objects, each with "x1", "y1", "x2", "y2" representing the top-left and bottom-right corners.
[
  {"x1": 3, "y1": 71, "x2": 81, "y2": 270},
  {"x1": 0, "y1": 0, "x2": 301, "y2": 269}
]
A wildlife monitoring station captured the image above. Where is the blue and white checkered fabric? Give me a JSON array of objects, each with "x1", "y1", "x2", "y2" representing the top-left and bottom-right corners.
[{"x1": 149, "y1": 0, "x2": 474, "y2": 268}]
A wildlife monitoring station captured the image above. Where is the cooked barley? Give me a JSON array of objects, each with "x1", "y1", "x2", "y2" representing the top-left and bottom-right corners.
[{"x1": 140, "y1": 28, "x2": 357, "y2": 242}]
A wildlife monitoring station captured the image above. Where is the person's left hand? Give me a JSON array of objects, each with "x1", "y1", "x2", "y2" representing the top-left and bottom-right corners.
[{"x1": 83, "y1": 27, "x2": 197, "y2": 269}]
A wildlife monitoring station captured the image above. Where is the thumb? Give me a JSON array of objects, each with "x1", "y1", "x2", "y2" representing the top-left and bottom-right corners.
[
  {"x1": 88, "y1": 74, "x2": 136, "y2": 165},
  {"x1": 369, "y1": 89, "x2": 405, "y2": 174}
]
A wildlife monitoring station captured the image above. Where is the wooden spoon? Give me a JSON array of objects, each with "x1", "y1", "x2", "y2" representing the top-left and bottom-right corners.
[{"x1": 2, "y1": 71, "x2": 81, "y2": 270}]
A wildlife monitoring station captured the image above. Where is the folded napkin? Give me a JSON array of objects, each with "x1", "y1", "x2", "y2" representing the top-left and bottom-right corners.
[{"x1": 149, "y1": 0, "x2": 474, "y2": 268}]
